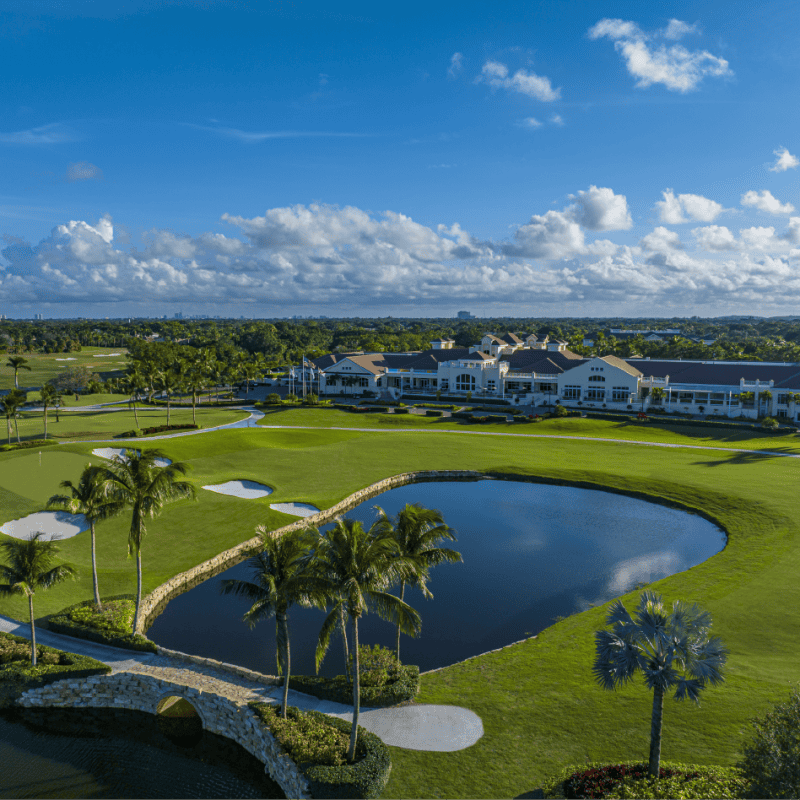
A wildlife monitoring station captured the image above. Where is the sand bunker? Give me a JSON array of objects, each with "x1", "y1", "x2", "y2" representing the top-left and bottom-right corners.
[
  {"x1": 1, "y1": 511, "x2": 87, "y2": 541},
  {"x1": 202, "y1": 480, "x2": 273, "y2": 499},
  {"x1": 95, "y1": 352, "x2": 121, "y2": 357},
  {"x1": 270, "y1": 502, "x2": 320, "y2": 517},
  {"x1": 55, "y1": 357, "x2": 77, "y2": 361},
  {"x1": 92, "y1": 447, "x2": 172, "y2": 467}
]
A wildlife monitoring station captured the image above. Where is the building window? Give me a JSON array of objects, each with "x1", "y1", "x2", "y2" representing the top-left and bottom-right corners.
[
  {"x1": 563, "y1": 385, "x2": 580, "y2": 400},
  {"x1": 588, "y1": 375, "x2": 605, "y2": 382},
  {"x1": 358, "y1": 377, "x2": 369, "y2": 387},
  {"x1": 586, "y1": 388, "x2": 605, "y2": 401},
  {"x1": 611, "y1": 387, "x2": 628, "y2": 402},
  {"x1": 778, "y1": 393, "x2": 790, "y2": 405},
  {"x1": 679, "y1": 392, "x2": 693, "y2": 403},
  {"x1": 487, "y1": 380, "x2": 496, "y2": 391},
  {"x1": 710, "y1": 393, "x2": 725, "y2": 406},
  {"x1": 456, "y1": 374, "x2": 476, "y2": 391}
]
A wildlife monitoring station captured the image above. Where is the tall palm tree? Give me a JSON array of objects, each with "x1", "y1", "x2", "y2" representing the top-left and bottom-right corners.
[
  {"x1": 103, "y1": 449, "x2": 196, "y2": 633},
  {"x1": 304, "y1": 517, "x2": 421, "y2": 761},
  {"x1": 1, "y1": 392, "x2": 20, "y2": 445},
  {"x1": 181, "y1": 357, "x2": 207, "y2": 425},
  {"x1": 6, "y1": 355, "x2": 31, "y2": 389},
  {"x1": 156, "y1": 367, "x2": 183, "y2": 426},
  {"x1": 377, "y1": 503, "x2": 462, "y2": 662},
  {"x1": 593, "y1": 590, "x2": 728, "y2": 777},
  {"x1": 219, "y1": 526, "x2": 327, "y2": 718},
  {"x1": 47, "y1": 465, "x2": 123, "y2": 609},
  {"x1": 122, "y1": 367, "x2": 146, "y2": 429},
  {"x1": 39, "y1": 384, "x2": 59, "y2": 440},
  {"x1": 0, "y1": 533, "x2": 76, "y2": 665}
]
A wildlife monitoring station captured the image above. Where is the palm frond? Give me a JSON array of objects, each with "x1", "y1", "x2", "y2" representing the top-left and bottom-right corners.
[
  {"x1": 315, "y1": 602, "x2": 344, "y2": 673},
  {"x1": 363, "y1": 588, "x2": 422, "y2": 636}
]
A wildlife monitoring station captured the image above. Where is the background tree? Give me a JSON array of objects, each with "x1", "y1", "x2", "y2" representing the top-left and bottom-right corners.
[
  {"x1": 1, "y1": 392, "x2": 21, "y2": 445},
  {"x1": 6, "y1": 355, "x2": 31, "y2": 389},
  {"x1": 305, "y1": 517, "x2": 420, "y2": 761},
  {"x1": 0, "y1": 533, "x2": 76, "y2": 665},
  {"x1": 48, "y1": 465, "x2": 123, "y2": 608},
  {"x1": 103, "y1": 449, "x2": 196, "y2": 633},
  {"x1": 377, "y1": 502, "x2": 462, "y2": 662},
  {"x1": 39, "y1": 384, "x2": 59, "y2": 439},
  {"x1": 156, "y1": 366, "x2": 183, "y2": 426},
  {"x1": 593, "y1": 590, "x2": 728, "y2": 777},
  {"x1": 219, "y1": 527, "x2": 326, "y2": 718}
]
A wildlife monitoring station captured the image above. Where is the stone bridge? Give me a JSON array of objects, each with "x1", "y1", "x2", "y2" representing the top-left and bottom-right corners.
[{"x1": 17, "y1": 660, "x2": 312, "y2": 799}]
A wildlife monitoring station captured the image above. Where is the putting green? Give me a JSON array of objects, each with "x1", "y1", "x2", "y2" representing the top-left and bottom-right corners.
[{"x1": 0, "y1": 450, "x2": 93, "y2": 504}]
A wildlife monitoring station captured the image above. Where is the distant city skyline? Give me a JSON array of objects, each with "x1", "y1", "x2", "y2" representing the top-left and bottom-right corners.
[{"x1": 1, "y1": 0, "x2": 799, "y2": 318}]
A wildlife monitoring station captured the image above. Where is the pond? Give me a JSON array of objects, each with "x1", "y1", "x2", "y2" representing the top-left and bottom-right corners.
[
  {"x1": 146, "y1": 479, "x2": 726, "y2": 678},
  {"x1": 0, "y1": 706, "x2": 283, "y2": 799}
]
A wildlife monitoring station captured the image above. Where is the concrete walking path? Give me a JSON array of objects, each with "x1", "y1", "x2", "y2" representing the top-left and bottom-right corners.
[{"x1": 0, "y1": 614, "x2": 482, "y2": 752}]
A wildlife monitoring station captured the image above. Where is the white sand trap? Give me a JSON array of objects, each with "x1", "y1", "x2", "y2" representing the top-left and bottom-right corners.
[
  {"x1": 95, "y1": 352, "x2": 121, "y2": 357},
  {"x1": 55, "y1": 357, "x2": 77, "y2": 361},
  {"x1": 270, "y1": 502, "x2": 320, "y2": 517},
  {"x1": 1, "y1": 511, "x2": 87, "y2": 541},
  {"x1": 202, "y1": 480, "x2": 273, "y2": 499},
  {"x1": 92, "y1": 447, "x2": 172, "y2": 467}
]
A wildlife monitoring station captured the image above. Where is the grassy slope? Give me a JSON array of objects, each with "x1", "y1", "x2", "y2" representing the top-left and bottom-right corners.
[
  {"x1": 0, "y1": 423, "x2": 797, "y2": 798},
  {"x1": 2, "y1": 347, "x2": 129, "y2": 392},
  {"x1": 3, "y1": 405, "x2": 249, "y2": 443}
]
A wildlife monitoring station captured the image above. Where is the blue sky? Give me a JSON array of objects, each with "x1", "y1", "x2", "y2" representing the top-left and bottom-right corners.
[{"x1": 2, "y1": 0, "x2": 799, "y2": 319}]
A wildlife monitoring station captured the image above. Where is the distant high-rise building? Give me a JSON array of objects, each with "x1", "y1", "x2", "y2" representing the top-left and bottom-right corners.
[
  {"x1": 174, "y1": 312, "x2": 183, "y2": 319},
  {"x1": 456, "y1": 310, "x2": 474, "y2": 320},
  {"x1": 34, "y1": 313, "x2": 43, "y2": 320}
]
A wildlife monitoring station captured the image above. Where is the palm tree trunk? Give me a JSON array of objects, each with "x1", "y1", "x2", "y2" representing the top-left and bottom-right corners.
[
  {"x1": 348, "y1": 613, "x2": 360, "y2": 762},
  {"x1": 395, "y1": 580, "x2": 405, "y2": 663},
  {"x1": 340, "y1": 604, "x2": 351, "y2": 682},
  {"x1": 14, "y1": 414, "x2": 20, "y2": 443},
  {"x1": 192, "y1": 392, "x2": 197, "y2": 425},
  {"x1": 91, "y1": 522, "x2": 101, "y2": 608},
  {"x1": 279, "y1": 612, "x2": 290, "y2": 719},
  {"x1": 6, "y1": 417, "x2": 11, "y2": 445},
  {"x1": 132, "y1": 397, "x2": 139, "y2": 428},
  {"x1": 43, "y1": 407, "x2": 48, "y2": 440},
  {"x1": 648, "y1": 685, "x2": 664, "y2": 777},
  {"x1": 133, "y1": 550, "x2": 143, "y2": 634},
  {"x1": 166, "y1": 397, "x2": 171, "y2": 426},
  {"x1": 29, "y1": 593, "x2": 37, "y2": 666}
]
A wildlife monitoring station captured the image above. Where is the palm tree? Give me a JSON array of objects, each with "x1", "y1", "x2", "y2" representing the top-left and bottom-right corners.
[
  {"x1": 122, "y1": 367, "x2": 146, "y2": 429},
  {"x1": 593, "y1": 590, "x2": 728, "y2": 777},
  {"x1": 219, "y1": 526, "x2": 327, "y2": 718},
  {"x1": 377, "y1": 503, "x2": 462, "y2": 662},
  {"x1": 39, "y1": 384, "x2": 59, "y2": 440},
  {"x1": 6, "y1": 355, "x2": 31, "y2": 389},
  {"x1": 304, "y1": 517, "x2": 421, "y2": 761},
  {"x1": 156, "y1": 367, "x2": 183, "y2": 426},
  {"x1": 103, "y1": 449, "x2": 196, "y2": 633},
  {"x1": 1, "y1": 392, "x2": 20, "y2": 445},
  {"x1": 0, "y1": 533, "x2": 76, "y2": 665},
  {"x1": 181, "y1": 357, "x2": 207, "y2": 425},
  {"x1": 47, "y1": 465, "x2": 123, "y2": 609}
]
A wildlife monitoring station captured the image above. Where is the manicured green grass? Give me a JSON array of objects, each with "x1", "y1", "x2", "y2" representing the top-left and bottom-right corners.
[
  {"x1": 25, "y1": 391, "x2": 130, "y2": 407},
  {"x1": 2, "y1": 347, "x2": 129, "y2": 392},
  {"x1": 0, "y1": 423, "x2": 798, "y2": 798},
  {"x1": 2, "y1": 405, "x2": 249, "y2": 443},
  {"x1": 257, "y1": 405, "x2": 800, "y2": 453}
]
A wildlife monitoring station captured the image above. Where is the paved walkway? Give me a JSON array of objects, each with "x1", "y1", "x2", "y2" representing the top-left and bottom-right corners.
[{"x1": 0, "y1": 614, "x2": 482, "y2": 752}]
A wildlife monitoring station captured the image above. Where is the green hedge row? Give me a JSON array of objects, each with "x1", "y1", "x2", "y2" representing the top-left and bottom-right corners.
[
  {"x1": 118, "y1": 423, "x2": 198, "y2": 438},
  {"x1": 288, "y1": 664, "x2": 420, "y2": 708},
  {"x1": 582, "y1": 411, "x2": 795, "y2": 433},
  {"x1": 248, "y1": 703, "x2": 391, "y2": 799},
  {"x1": 0, "y1": 439, "x2": 58, "y2": 452},
  {"x1": 425, "y1": 409, "x2": 445, "y2": 417}
]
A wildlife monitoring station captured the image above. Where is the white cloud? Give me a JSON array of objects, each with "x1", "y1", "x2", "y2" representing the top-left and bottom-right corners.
[
  {"x1": 741, "y1": 190, "x2": 795, "y2": 215},
  {"x1": 0, "y1": 122, "x2": 80, "y2": 145},
  {"x1": 588, "y1": 18, "x2": 732, "y2": 92},
  {"x1": 640, "y1": 226, "x2": 684, "y2": 251},
  {"x1": 66, "y1": 162, "x2": 103, "y2": 182},
  {"x1": 504, "y1": 210, "x2": 585, "y2": 259},
  {"x1": 769, "y1": 147, "x2": 799, "y2": 172},
  {"x1": 448, "y1": 52, "x2": 463, "y2": 79},
  {"x1": 185, "y1": 124, "x2": 367, "y2": 142},
  {"x1": 569, "y1": 185, "x2": 633, "y2": 231},
  {"x1": 692, "y1": 225, "x2": 737, "y2": 251},
  {"x1": 476, "y1": 60, "x2": 560, "y2": 102},
  {"x1": 655, "y1": 189, "x2": 725, "y2": 223},
  {"x1": 520, "y1": 117, "x2": 543, "y2": 128},
  {"x1": 550, "y1": 114, "x2": 564, "y2": 125}
]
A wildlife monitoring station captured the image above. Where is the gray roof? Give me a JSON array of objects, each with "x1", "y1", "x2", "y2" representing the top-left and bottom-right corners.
[{"x1": 626, "y1": 358, "x2": 800, "y2": 388}]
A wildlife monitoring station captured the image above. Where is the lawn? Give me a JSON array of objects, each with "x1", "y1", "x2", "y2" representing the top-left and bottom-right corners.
[
  {"x1": 2, "y1": 347, "x2": 130, "y2": 392},
  {"x1": 2, "y1": 405, "x2": 249, "y2": 443},
  {"x1": 0, "y1": 422, "x2": 798, "y2": 798}
]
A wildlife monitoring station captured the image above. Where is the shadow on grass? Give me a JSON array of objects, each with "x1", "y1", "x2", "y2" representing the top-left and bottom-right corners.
[
  {"x1": 692, "y1": 446, "x2": 800, "y2": 466},
  {"x1": 609, "y1": 418, "x2": 799, "y2": 445}
]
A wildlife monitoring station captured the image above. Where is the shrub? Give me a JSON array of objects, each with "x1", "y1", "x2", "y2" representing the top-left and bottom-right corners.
[
  {"x1": 285, "y1": 393, "x2": 299, "y2": 403},
  {"x1": 737, "y1": 685, "x2": 800, "y2": 799},
  {"x1": 426, "y1": 409, "x2": 444, "y2": 417},
  {"x1": 0, "y1": 439, "x2": 58, "y2": 452},
  {"x1": 351, "y1": 644, "x2": 399, "y2": 687},
  {"x1": 303, "y1": 393, "x2": 319, "y2": 405},
  {"x1": 393, "y1": 407, "x2": 409, "y2": 415},
  {"x1": 555, "y1": 404, "x2": 568, "y2": 417},
  {"x1": 289, "y1": 663, "x2": 419, "y2": 708},
  {"x1": 265, "y1": 393, "x2": 282, "y2": 404},
  {"x1": 760, "y1": 416, "x2": 779, "y2": 430}
]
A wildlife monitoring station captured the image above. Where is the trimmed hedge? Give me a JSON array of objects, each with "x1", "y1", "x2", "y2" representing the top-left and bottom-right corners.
[
  {"x1": 248, "y1": 703, "x2": 391, "y2": 799},
  {"x1": 581, "y1": 411, "x2": 796, "y2": 434},
  {"x1": 425, "y1": 409, "x2": 445, "y2": 417},
  {"x1": 47, "y1": 596, "x2": 158, "y2": 653},
  {"x1": 0, "y1": 439, "x2": 58, "y2": 452},
  {"x1": 118, "y1": 423, "x2": 198, "y2": 438},
  {"x1": 288, "y1": 664, "x2": 420, "y2": 708},
  {"x1": 393, "y1": 408, "x2": 410, "y2": 415}
]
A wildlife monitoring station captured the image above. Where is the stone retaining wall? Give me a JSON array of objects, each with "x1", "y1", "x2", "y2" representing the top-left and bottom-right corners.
[
  {"x1": 153, "y1": 644, "x2": 283, "y2": 686},
  {"x1": 138, "y1": 469, "x2": 485, "y2": 633},
  {"x1": 17, "y1": 673, "x2": 312, "y2": 799}
]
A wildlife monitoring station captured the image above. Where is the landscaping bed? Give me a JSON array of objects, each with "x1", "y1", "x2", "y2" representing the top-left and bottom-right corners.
[{"x1": 288, "y1": 663, "x2": 419, "y2": 708}]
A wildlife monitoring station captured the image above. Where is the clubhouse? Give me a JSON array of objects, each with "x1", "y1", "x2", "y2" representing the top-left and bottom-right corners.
[{"x1": 306, "y1": 332, "x2": 800, "y2": 422}]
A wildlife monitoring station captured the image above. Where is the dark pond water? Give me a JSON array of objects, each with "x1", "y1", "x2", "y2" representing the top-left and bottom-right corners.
[
  {"x1": 0, "y1": 706, "x2": 283, "y2": 799},
  {"x1": 147, "y1": 479, "x2": 726, "y2": 678}
]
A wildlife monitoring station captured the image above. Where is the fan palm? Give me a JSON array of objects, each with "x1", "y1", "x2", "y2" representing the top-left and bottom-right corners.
[
  {"x1": 219, "y1": 526, "x2": 327, "y2": 718},
  {"x1": 39, "y1": 384, "x2": 59, "y2": 440},
  {"x1": 377, "y1": 502, "x2": 462, "y2": 662},
  {"x1": 593, "y1": 590, "x2": 728, "y2": 776},
  {"x1": 304, "y1": 517, "x2": 421, "y2": 761},
  {"x1": 0, "y1": 533, "x2": 76, "y2": 665},
  {"x1": 6, "y1": 355, "x2": 31, "y2": 389},
  {"x1": 103, "y1": 449, "x2": 196, "y2": 633},
  {"x1": 47, "y1": 465, "x2": 123, "y2": 609}
]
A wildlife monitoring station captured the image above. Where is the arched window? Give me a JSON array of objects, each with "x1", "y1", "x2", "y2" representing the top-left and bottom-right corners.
[
  {"x1": 456, "y1": 374, "x2": 476, "y2": 391},
  {"x1": 588, "y1": 374, "x2": 605, "y2": 382}
]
